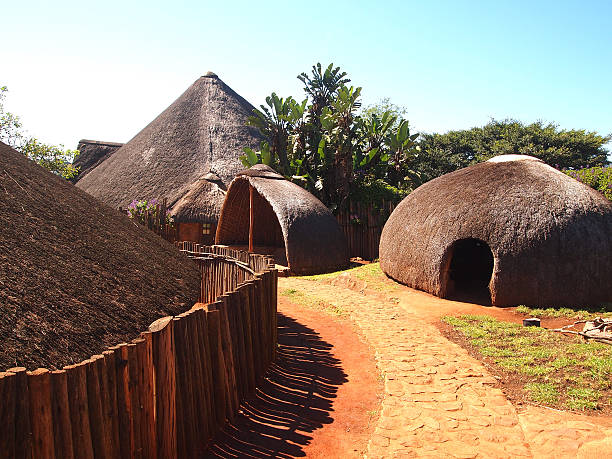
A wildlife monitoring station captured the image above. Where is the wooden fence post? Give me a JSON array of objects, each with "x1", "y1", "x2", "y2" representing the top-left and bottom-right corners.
[
  {"x1": 28, "y1": 368, "x2": 55, "y2": 458},
  {"x1": 0, "y1": 372, "x2": 16, "y2": 457},
  {"x1": 65, "y1": 362, "x2": 94, "y2": 459},
  {"x1": 149, "y1": 317, "x2": 177, "y2": 459}
]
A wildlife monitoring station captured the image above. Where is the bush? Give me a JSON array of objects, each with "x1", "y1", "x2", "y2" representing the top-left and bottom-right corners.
[{"x1": 564, "y1": 166, "x2": 612, "y2": 201}]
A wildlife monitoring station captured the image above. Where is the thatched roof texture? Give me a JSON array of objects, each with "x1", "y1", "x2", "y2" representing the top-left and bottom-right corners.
[
  {"x1": 170, "y1": 175, "x2": 226, "y2": 223},
  {"x1": 76, "y1": 73, "x2": 262, "y2": 214},
  {"x1": 71, "y1": 139, "x2": 123, "y2": 183},
  {"x1": 380, "y1": 155, "x2": 612, "y2": 307},
  {"x1": 216, "y1": 165, "x2": 349, "y2": 274},
  {"x1": 0, "y1": 141, "x2": 201, "y2": 370}
]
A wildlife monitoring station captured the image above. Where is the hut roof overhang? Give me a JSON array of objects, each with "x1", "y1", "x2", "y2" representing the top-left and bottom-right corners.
[
  {"x1": 75, "y1": 73, "x2": 262, "y2": 212},
  {"x1": 0, "y1": 141, "x2": 201, "y2": 370},
  {"x1": 379, "y1": 155, "x2": 612, "y2": 307},
  {"x1": 216, "y1": 165, "x2": 349, "y2": 275}
]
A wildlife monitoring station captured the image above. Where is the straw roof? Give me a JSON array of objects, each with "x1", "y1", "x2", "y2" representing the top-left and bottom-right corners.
[
  {"x1": 170, "y1": 175, "x2": 226, "y2": 223},
  {"x1": 0, "y1": 141, "x2": 201, "y2": 370},
  {"x1": 71, "y1": 139, "x2": 123, "y2": 183},
  {"x1": 75, "y1": 73, "x2": 262, "y2": 210},
  {"x1": 380, "y1": 155, "x2": 612, "y2": 307},
  {"x1": 216, "y1": 165, "x2": 349, "y2": 274}
]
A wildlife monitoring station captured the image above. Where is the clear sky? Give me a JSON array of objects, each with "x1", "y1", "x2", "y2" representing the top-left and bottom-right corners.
[{"x1": 3, "y1": 0, "x2": 611, "y2": 151}]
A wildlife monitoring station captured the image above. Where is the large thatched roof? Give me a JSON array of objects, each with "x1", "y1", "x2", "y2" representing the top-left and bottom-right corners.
[
  {"x1": 380, "y1": 155, "x2": 612, "y2": 307},
  {"x1": 75, "y1": 73, "x2": 262, "y2": 211},
  {"x1": 0, "y1": 141, "x2": 201, "y2": 370},
  {"x1": 71, "y1": 139, "x2": 123, "y2": 183},
  {"x1": 216, "y1": 165, "x2": 349, "y2": 274}
]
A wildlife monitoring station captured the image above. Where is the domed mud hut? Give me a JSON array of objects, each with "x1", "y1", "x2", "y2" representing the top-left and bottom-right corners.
[
  {"x1": 215, "y1": 164, "x2": 349, "y2": 275},
  {"x1": 76, "y1": 72, "x2": 262, "y2": 244},
  {"x1": 379, "y1": 155, "x2": 612, "y2": 307},
  {"x1": 0, "y1": 141, "x2": 201, "y2": 370}
]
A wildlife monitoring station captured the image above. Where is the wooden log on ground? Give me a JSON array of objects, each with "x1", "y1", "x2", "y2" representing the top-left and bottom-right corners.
[
  {"x1": 65, "y1": 362, "x2": 94, "y2": 459},
  {"x1": 149, "y1": 316, "x2": 177, "y2": 458}
]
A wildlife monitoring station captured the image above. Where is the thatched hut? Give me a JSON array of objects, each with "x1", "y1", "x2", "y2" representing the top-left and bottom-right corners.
[
  {"x1": 70, "y1": 139, "x2": 123, "y2": 183},
  {"x1": 380, "y1": 155, "x2": 612, "y2": 307},
  {"x1": 170, "y1": 172, "x2": 226, "y2": 242},
  {"x1": 216, "y1": 164, "x2": 349, "y2": 274},
  {"x1": 0, "y1": 141, "x2": 201, "y2": 370},
  {"x1": 75, "y1": 72, "x2": 262, "y2": 243}
]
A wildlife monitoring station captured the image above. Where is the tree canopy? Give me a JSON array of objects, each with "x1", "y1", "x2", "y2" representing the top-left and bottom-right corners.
[{"x1": 0, "y1": 86, "x2": 79, "y2": 180}]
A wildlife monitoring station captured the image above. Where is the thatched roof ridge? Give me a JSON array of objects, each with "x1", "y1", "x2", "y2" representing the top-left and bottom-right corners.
[
  {"x1": 171, "y1": 177, "x2": 226, "y2": 223},
  {"x1": 71, "y1": 139, "x2": 124, "y2": 183},
  {"x1": 379, "y1": 157, "x2": 612, "y2": 306},
  {"x1": 237, "y1": 163, "x2": 284, "y2": 179},
  {"x1": 75, "y1": 74, "x2": 262, "y2": 209},
  {"x1": 216, "y1": 168, "x2": 349, "y2": 274},
  {"x1": 0, "y1": 141, "x2": 201, "y2": 370}
]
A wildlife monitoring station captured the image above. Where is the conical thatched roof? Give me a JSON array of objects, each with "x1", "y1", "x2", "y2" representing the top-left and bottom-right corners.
[
  {"x1": 71, "y1": 139, "x2": 123, "y2": 183},
  {"x1": 380, "y1": 155, "x2": 612, "y2": 307},
  {"x1": 216, "y1": 165, "x2": 349, "y2": 274},
  {"x1": 0, "y1": 141, "x2": 201, "y2": 370},
  {"x1": 76, "y1": 73, "x2": 262, "y2": 210},
  {"x1": 170, "y1": 175, "x2": 226, "y2": 223}
]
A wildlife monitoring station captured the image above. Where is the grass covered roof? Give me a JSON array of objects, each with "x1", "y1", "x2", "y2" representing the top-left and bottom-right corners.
[
  {"x1": 76, "y1": 73, "x2": 262, "y2": 213},
  {"x1": 0, "y1": 141, "x2": 201, "y2": 370},
  {"x1": 380, "y1": 155, "x2": 612, "y2": 307}
]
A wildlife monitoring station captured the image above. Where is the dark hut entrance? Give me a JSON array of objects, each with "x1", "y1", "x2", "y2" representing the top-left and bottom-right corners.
[
  {"x1": 442, "y1": 238, "x2": 493, "y2": 304},
  {"x1": 247, "y1": 185, "x2": 286, "y2": 265}
]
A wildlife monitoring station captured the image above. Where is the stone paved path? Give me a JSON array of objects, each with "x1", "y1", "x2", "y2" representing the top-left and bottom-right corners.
[{"x1": 280, "y1": 277, "x2": 612, "y2": 459}]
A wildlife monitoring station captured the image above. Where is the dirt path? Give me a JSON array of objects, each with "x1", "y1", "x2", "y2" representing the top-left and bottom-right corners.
[
  {"x1": 280, "y1": 276, "x2": 612, "y2": 458},
  {"x1": 206, "y1": 298, "x2": 381, "y2": 458}
]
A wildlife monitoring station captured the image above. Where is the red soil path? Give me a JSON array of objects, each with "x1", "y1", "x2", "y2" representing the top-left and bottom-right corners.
[{"x1": 206, "y1": 298, "x2": 381, "y2": 458}]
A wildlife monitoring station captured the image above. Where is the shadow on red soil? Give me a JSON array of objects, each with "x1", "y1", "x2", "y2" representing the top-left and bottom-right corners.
[{"x1": 205, "y1": 313, "x2": 346, "y2": 458}]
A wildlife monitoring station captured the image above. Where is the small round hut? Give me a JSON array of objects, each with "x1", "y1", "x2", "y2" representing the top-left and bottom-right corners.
[
  {"x1": 215, "y1": 164, "x2": 349, "y2": 275},
  {"x1": 170, "y1": 172, "x2": 226, "y2": 243},
  {"x1": 379, "y1": 155, "x2": 612, "y2": 307}
]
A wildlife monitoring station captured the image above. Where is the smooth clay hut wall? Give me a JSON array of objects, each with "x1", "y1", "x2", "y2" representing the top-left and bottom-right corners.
[{"x1": 379, "y1": 156, "x2": 612, "y2": 307}]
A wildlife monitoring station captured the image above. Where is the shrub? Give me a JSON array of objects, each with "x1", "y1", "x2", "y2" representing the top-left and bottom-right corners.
[{"x1": 564, "y1": 166, "x2": 612, "y2": 201}]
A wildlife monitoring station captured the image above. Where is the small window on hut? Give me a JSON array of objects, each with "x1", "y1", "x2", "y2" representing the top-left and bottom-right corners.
[{"x1": 202, "y1": 223, "x2": 212, "y2": 235}]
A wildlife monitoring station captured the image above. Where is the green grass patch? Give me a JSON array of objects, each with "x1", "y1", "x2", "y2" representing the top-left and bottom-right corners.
[
  {"x1": 301, "y1": 263, "x2": 398, "y2": 292},
  {"x1": 442, "y1": 314, "x2": 612, "y2": 412},
  {"x1": 280, "y1": 287, "x2": 348, "y2": 317},
  {"x1": 516, "y1": 304, "x2": 612, "y2": 320}
]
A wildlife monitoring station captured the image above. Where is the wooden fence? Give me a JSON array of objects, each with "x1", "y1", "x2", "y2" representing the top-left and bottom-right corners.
[
  {"x1": 0, "y1": 245, "x2": 277, "y2": 458},
  {"x1": 336, "y1": 200, "x2": 396, "y2": 260}
]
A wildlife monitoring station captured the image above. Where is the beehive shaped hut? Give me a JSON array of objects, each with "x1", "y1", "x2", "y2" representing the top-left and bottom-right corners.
[
  {"x1": 70, "y1": 139, "x2": 124, "y2": 183},
  {"x1": 380, "y1": 155, "x2": 612, "y2": 307},
  {"x1": 0, "y1": 141, "x2": 201, "y2": 370},
  {"x1": 216, "y1": 164, "x2": 349, "y2": 275},
  {"x1": 76, "y1": 72, "x2": 262, "y2": 227}
]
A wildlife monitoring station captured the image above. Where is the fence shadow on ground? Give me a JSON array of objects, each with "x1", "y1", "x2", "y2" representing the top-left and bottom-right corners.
[{"x1": 206, "y1": 313, "x2": 347, "y2": 458}]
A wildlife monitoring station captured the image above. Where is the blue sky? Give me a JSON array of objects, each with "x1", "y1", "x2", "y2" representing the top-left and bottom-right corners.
[{"x1": 2, "y1": 0, "x2": 611, "y2": 152}]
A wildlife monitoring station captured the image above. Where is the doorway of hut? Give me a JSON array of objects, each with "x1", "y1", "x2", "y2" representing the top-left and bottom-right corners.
[
  {"x1": 246, "y1": 186, "x2": 287, "y2": 266},
  {"x1": 443, "y1": 238, "x2": 493, "y2": 305}
]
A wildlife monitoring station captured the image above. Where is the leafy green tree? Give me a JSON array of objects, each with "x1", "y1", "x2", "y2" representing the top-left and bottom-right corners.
[
  {"x1": 418, "y1": 119, "x2": 610, "y2": 181},
  {"x1": 0, "y1": 86, "x2": 79, "y2": 179},
  {"x1": 246, "y1": 64, "x2": 417, "y2": 209}
]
